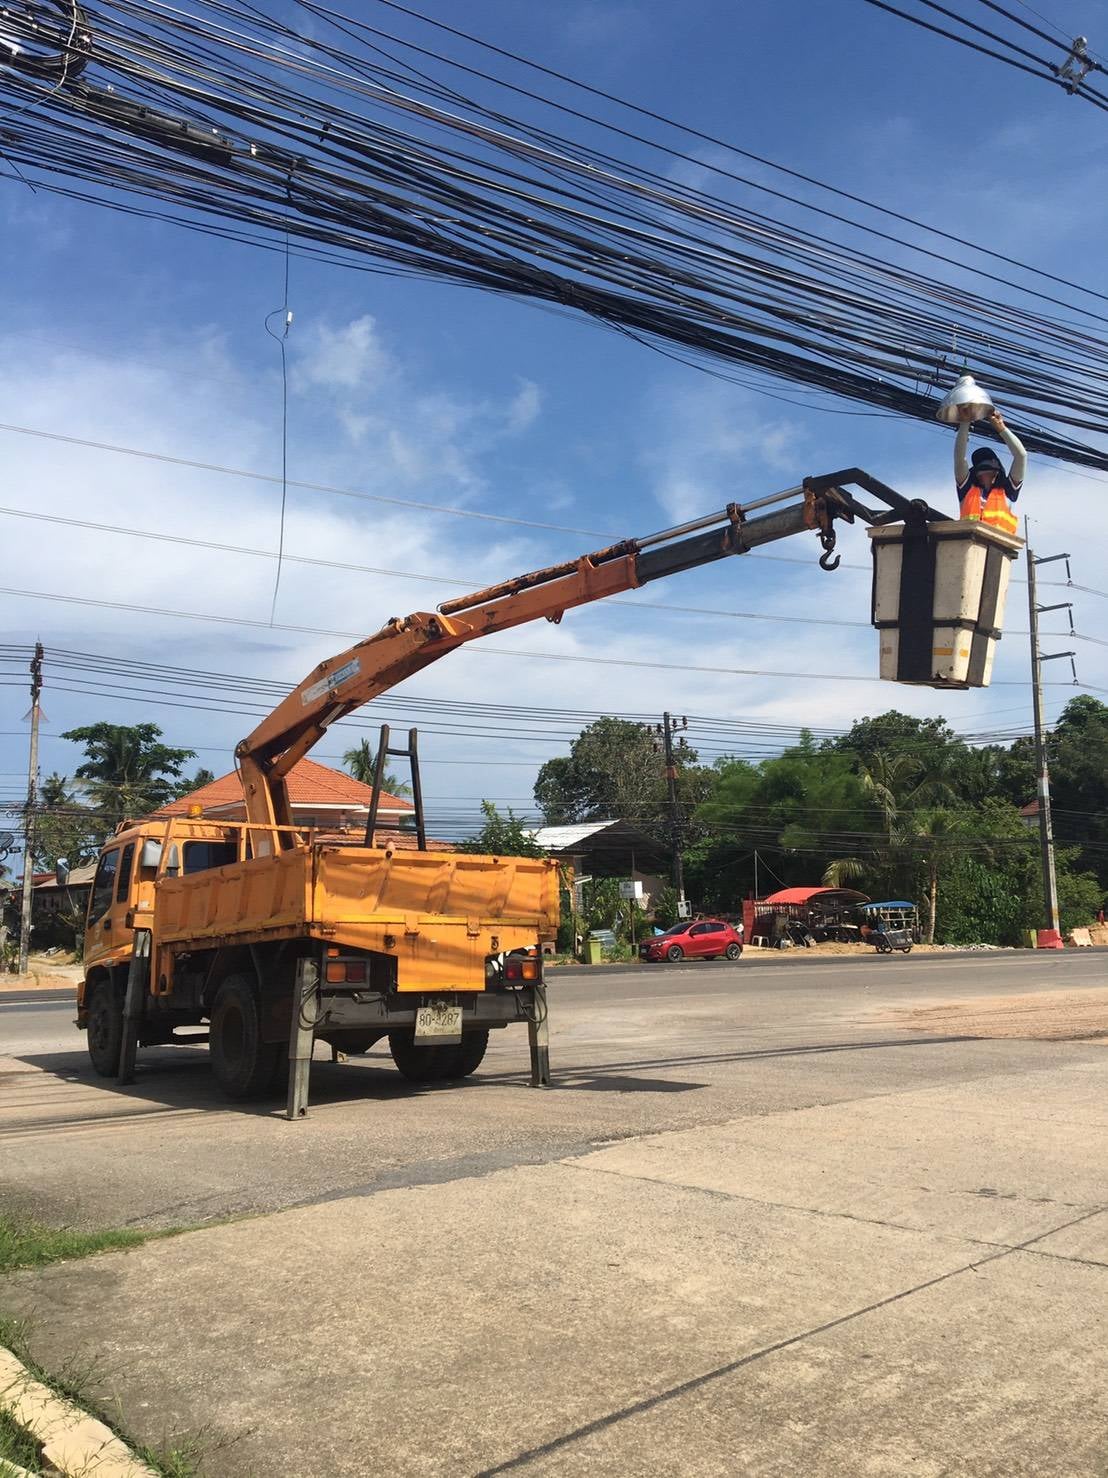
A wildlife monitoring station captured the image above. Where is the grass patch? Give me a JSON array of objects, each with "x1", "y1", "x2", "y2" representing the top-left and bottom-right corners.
[
  {"x1": 0, "y1": 1403, "x2": 44, "y2": 1474},
  {"x1": 0, "y1": 1215, "x2": 150, "y2": 1276},
  {"x1": 0, "y1": 1315, "x2": 222, "y2": 1478}
]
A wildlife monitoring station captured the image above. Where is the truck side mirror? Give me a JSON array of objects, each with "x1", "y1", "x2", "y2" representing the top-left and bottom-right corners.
[
  {"x1": 140, "y1": 839, "x2": 162, "y2": 870},
  {"x1": 55, "y1": 858, "x2": 70, "y2": 887}
]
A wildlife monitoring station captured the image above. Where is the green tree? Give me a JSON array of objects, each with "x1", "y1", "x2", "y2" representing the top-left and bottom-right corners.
[
  {"x1": 827, "y1": 711, "x2": 958, "y2": 767},
  {"x1": 456, "y1": 801, "x2": 545, "y2": 858},
  {"x1": 934, "y1": 799, "x2": 1101, "y2": 945},
  {"x1": 342, "y1": 739, "x2": 412, "y2": 797},
  {"x1": 60, "y1": 723, "x2": 196, "y2": 829},
  {"x1": 693, "y1": 734, "x2": 875, "y2": 906},
  {"x1": 1047, "y1": 696, "x2": 1108, "y2": 890},
  {"x1": 32, "y1": 773, "x2": 105, "y2": 872},
  {"x1": 174, "y1": 767, "x2": 216, "y2": 799},
  {"x1": 534, "y1": 717, "x2": 708, "y2": 839}
]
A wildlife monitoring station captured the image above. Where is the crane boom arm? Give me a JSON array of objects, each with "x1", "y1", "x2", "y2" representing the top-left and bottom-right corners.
[{"x1": 235, "y1": 474, "x2": 890, "y2": 837}]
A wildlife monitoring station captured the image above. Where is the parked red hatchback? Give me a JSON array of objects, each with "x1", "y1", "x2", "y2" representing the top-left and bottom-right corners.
[{"x1": 639, "y1": 918, "x2": 743, "y2": 963}]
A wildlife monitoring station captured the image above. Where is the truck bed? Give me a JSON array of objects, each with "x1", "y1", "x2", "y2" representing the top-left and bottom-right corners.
[{"x1": 152, "y1": 842, "x2": 560, "y2": 992}]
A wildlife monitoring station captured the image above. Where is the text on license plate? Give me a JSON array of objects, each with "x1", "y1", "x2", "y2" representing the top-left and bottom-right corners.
[{"x1": 415, "y1": 1004, "x2": 463, "y2": 1041}]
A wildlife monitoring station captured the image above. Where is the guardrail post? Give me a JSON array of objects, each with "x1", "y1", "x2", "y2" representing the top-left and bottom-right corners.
[
  {"x1": 528, "y1": 981, "x2": 550, "y2": 1088},
  {"x1": 286, "y1": 957, "x2": 320, "y2": 1120},
  {"x1": 117, "y1": 928, "x2": 151, "y2": 1085}
]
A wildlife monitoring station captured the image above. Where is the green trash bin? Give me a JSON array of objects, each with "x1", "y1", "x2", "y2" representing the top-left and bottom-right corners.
[{"x1": 584, "y1": 937, "x2": 604, "y2": 965}]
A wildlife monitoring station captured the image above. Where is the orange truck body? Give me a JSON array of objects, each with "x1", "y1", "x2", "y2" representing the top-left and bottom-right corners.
[{"x1": 77, "y1": 813, "x2": 558, "y2": 1097}]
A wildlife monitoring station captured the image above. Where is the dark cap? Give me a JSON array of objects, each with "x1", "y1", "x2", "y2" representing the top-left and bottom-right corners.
[{"x1": 971, "y1": 447, "x2": 1003, "y2": 473}]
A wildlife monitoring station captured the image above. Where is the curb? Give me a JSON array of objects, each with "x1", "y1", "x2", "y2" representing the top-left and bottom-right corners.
[{"x1": 0, "y1": 1346, "x2": 157, "y2": 1478}]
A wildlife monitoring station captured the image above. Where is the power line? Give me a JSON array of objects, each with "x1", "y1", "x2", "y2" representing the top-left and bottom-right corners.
[
  {"x1": 2, "y1": 1, "x2": 1108, "y2": 463},
  {"x1": 1, "y1": 499, "x2": 1099, "y2": 646},
  {"x1": 5, "y1": 580, "x2": 1108, "y2": 690}
]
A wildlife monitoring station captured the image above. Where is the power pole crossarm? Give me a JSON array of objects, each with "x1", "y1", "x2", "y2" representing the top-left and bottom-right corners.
[{"x1": 18, "y1": 642, "x2": 43, "y2": 977}]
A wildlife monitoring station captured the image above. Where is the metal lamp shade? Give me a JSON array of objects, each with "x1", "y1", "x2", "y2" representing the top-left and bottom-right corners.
[{"x1": 935, "y1": 374, "x2": 995, "y2": 425}]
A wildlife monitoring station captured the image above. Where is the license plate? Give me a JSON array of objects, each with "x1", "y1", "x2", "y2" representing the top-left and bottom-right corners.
[{"x1": 414, "y1": 1004, "x2": 463, "y2": 1042}]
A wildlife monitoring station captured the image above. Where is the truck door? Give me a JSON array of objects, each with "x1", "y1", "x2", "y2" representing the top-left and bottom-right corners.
[{"x1": 85, "y1": 841, "x2": 136, "y2": 960}]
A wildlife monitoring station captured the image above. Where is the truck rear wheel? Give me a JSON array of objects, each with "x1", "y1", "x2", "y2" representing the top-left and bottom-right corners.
[
  {"x1": 388, "y1": 1028, "x2": 489, "y2": 1083},
  {"x1": 87, "y1": 979, "x2": 123, "y2": 1077},
  {"x1": 210, "y1": 974, "x2": 282, "y2": 1100}
]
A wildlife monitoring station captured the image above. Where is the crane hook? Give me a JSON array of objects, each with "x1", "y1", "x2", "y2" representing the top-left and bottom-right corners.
[{"x1": 817, "y1": 526, "x2": 840, "y2": 572}]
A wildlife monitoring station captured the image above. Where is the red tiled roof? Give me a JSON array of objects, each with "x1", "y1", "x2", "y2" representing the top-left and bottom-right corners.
[{"x1": 155, "y1": 757, "x2": 414, "y2": 816}]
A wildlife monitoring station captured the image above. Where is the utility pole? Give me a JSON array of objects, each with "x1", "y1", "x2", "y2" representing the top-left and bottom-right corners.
[
  {"x1": 18, "y1": 642, "x2": 44, "y2": 977},
  {"x1": 1024, "y1": 527, "x2": 1075, "y2": 950},
  {"x1": 659, "y1": 712, "x2": 688, "y2": 914}
]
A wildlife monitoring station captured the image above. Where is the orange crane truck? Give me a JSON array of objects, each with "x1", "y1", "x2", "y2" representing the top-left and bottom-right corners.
[{"x1": 73, "y1": 470, "x2": 937, "y2": 1115}]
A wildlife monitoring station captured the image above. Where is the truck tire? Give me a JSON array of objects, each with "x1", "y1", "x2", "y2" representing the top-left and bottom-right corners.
[
  {"x1": 388, "y1": 1028, "x2": 489, "y2": 1083},
  {"x1": 210, "y1": 974, "x2": 282, "y2": 1100},
  {"x1": 87, "y1": 978, "x2": 123, "y2": 1077}
]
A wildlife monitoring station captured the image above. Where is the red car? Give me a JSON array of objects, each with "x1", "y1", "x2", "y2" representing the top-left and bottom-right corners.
[{"x1": 639, "y1": 918, "x2": 743, "y2": 963}]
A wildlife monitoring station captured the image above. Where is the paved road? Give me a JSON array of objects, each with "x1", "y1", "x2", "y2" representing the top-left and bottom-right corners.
[
  {"x1": 2, "y1": 952, "x2": 1106, "y2": 1476},
  {"x1": 1, "y1": 950, "x2": 1104, "y2": 1231}
]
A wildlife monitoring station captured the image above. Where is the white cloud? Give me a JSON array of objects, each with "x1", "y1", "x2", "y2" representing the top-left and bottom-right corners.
[
  {"x1": 640, "y1": 379, "x2": 799, "y2": 521},
  {"x1": 292, "y1": 314, "x2": 389, "y2": 391},
  {"x1": 504, "y1": 379, "x2": 542, "y2": 435}
]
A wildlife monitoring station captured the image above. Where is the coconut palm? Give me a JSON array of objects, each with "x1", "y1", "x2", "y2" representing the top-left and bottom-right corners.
[{"x1": 342, "y1": 739, "x2": 412, "y2": 797}]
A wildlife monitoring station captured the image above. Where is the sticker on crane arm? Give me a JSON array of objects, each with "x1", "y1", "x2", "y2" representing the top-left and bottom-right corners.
[{"x1": 302, "y1": 658, "x2": 361, "y2": 705}]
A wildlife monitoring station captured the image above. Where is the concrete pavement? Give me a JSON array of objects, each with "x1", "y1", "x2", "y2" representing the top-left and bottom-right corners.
[{"x1": 1, "y1": 954, "x2": 1107, "y2": 1475}]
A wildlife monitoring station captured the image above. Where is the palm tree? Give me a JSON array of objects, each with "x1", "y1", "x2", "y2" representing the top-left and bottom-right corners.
[
  {"x1": 342, "y1": 739, "x2": 412, "y2": 797},
  {"x1": 911, "y1": 808, "x2": 961, "y2": 944},
  {"x1": 61, "y1": 723, "x2": 196, "y2": 827}
]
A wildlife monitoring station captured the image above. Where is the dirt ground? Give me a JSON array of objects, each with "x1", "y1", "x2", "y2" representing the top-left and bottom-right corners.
[
  {"x1": 0, "y1": 956, "x2": 83, "y2": 992},
  {"x1": 889, "y1": 986, "x2": 1108, "y2": 1042}
]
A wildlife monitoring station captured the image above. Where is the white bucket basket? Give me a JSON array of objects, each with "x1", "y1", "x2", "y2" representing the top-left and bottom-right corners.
[{"x1": 869, "y1": 519, "x2": 1022, "y2": 688}]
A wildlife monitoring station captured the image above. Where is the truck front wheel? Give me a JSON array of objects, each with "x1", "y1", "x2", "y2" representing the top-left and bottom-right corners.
[
  {"x1": 87, "y1": 979, "x2": 123, "y2": 1077},
  {"x1": 210, "y1": 975, "x2": 282, "y2": 1099},
  {"x1": 388, "y1": 1029, "x2": 489, "y2": 1083}
]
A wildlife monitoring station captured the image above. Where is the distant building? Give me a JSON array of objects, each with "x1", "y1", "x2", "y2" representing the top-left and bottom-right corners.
[
  {"x1": 155, "y1": 757, "x2": 418, "y2": 842},
  {"x1": 527, "y1": 819, "x2": 669, "y2": 900}
]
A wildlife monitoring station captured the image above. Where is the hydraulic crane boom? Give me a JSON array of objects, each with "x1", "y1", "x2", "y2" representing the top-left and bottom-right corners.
[{"x1": 235, "y1": 471, "x2": 917, "y2": 842}]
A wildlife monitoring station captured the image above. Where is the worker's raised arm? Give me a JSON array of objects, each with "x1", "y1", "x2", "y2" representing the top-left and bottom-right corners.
[
  {"x1": 990, "y1": 409, "x2": 1027, "y2": 491},
  {"x1": 954, "y1": 421, "x2": 971, "y2": 489}
]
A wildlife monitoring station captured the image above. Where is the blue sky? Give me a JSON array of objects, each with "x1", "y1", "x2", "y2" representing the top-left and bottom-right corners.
[{"x1": 2, "y1": 0, "x2": 1106, "y2": 833}]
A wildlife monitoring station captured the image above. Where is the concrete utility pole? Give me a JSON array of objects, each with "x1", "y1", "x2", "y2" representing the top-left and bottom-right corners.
[
  {"x1": 1024, "y1": 526, "x2": 1075, "y2": 949},
  {"x1": 18, "y1": 642, "x2": 44, "y2": 977},
  {"x1": 660, "y1": 712, "x2": 688, "y2": 913}
]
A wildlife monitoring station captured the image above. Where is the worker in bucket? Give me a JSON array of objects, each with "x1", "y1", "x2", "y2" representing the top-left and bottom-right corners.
[{"x1": 955, "y1": 407, "x2": 1025, "y2": 536}]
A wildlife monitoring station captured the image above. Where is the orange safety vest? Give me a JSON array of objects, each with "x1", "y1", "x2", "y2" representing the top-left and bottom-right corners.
[{"x1": 959, "y1": 482, "x2": 1018, "y2": 536}]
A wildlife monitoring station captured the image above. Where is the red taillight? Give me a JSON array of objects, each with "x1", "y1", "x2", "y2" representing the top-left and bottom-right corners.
[
  {"x1": 325, "y1": 959, "x2": 368, "y2": 984},
  {"x1": 504, "y1": 955, "x2": 541, "y2": 983}
]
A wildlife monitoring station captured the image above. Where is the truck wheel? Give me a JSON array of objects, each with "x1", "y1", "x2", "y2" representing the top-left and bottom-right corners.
[
  {"x1": 388, "y1": 1028, "x2": 489, "y2": 1083},
  {"x1": 210, "y1": 974, "x2": 281, "y2": 1100},
  {"x1": 87, "y1": 979, "x2": 123, "y2": 1077}
]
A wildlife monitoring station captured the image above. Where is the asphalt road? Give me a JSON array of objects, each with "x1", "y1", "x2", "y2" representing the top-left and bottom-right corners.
[
  {"x1": 2, "y1": 951, "x2": 1107, "y2": 1476},
  {"x1": 1, "y1": 949, "x2": 1105, "y2": 1230}
]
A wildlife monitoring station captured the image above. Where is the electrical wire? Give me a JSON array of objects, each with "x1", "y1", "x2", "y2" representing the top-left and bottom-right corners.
[{"x1": 2, "y1": 0, "x2": 1108, "y2": 463}]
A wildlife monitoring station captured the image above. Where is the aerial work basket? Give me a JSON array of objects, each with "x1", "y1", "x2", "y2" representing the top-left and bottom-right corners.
[{"x1": 869, "y1": 519, "x2": 1022, "y2": 689}]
